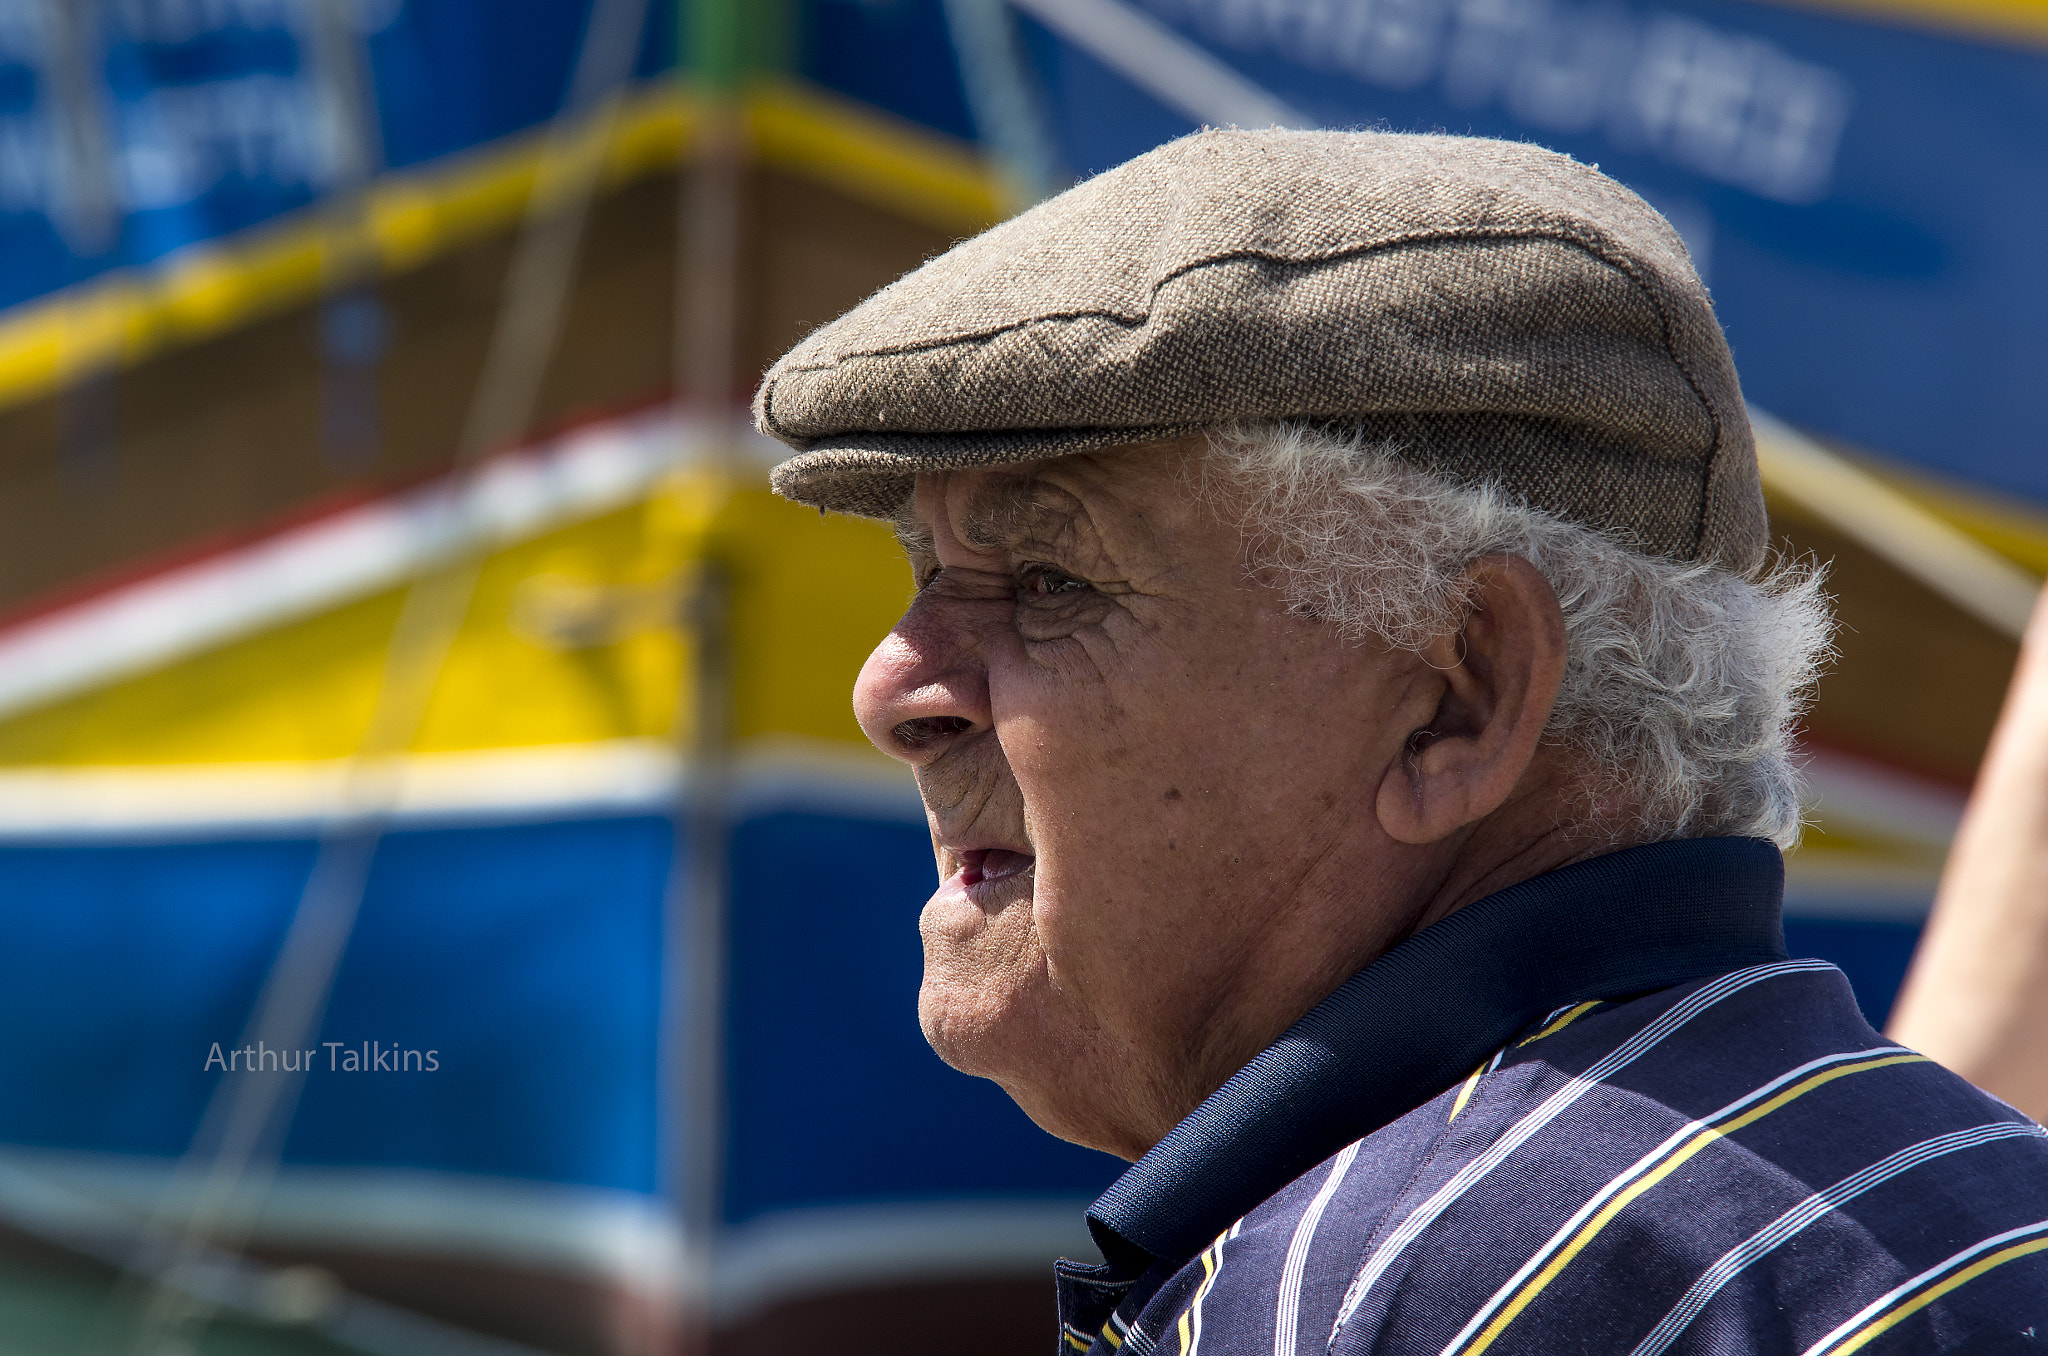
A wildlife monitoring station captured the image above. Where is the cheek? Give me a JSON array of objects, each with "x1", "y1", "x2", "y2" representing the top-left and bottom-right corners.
[
  {"x1": 1003, "y1": 681, "x2": 1230, "y2": 890},
  {"x1": 997, "y1": 670, "x2": 1164, "y2": 828},
  {"x1": 991, "y1": 657, "x2": 1232, "y2": 947}
]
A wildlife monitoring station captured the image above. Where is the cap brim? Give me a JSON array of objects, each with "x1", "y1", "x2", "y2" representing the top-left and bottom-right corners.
[{"x1": 768, "y1": 425, "x2": 1206, "y2": 518}]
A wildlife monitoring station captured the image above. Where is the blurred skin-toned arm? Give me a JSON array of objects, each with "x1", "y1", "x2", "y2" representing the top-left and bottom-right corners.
[{"x1": 1889, "y1": 585, "x2": 2048, "y2": 1120}]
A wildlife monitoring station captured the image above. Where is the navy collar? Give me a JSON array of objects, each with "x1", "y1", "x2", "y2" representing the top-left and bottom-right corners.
[{"x1": 1086, "y1": 836, "x2": 1789, "y2": 1274}]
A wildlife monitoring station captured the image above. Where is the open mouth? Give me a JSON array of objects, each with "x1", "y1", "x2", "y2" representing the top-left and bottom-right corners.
[{"x1": 957, "y1": 848, "x2": 1034, "y2": 887}]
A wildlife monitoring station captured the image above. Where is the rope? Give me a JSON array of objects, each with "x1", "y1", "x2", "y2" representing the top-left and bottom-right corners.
[{"x1": 96, "y1": 1, "x2": 657, "y2": 1350}]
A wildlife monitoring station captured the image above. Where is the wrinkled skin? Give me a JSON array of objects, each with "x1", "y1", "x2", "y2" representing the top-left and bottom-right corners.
[{"x1": 852, "y1": 440, "x2": 1589, "y2": 1160}]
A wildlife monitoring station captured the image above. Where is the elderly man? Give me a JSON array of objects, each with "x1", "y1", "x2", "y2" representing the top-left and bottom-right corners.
[{"x1": 755, "y1": 131, "x2": 2048, "y2": 1354}]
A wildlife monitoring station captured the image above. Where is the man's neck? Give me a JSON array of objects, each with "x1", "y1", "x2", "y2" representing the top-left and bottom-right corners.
[{"x1": 1122, "y1": 768, "x2": 1633, "y2": 1154}]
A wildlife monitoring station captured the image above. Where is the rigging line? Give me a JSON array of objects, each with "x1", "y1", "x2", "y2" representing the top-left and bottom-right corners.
[
  {"x1": 47, "y1": 0, "x2": 123, "y2": 490},
  {"x1": 45, "y1": 0, "x2": 120, "y2": 259},
  {"x1": 1749, "y1": 408, "x2": 2040, "y2": 642},
  {"x1": 99, "y1": 1, "x2": 657, "y2": 1352},
  {"x1": 1003, "y1": 0, "x2": 1309, "y2": 131},
  {"x1": 942, "y1": 0, "x2": 1065, "y2": 209}
]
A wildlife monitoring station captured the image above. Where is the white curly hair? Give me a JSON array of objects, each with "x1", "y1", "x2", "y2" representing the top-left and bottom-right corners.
[{"x1": 1199, "y1": 422, "x2": 1834, "y2": 848}]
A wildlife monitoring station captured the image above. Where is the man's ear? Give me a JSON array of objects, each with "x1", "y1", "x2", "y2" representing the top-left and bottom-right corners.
[{"x1": 1375, "y1": 555, "x2": 1567, "y2": 845}]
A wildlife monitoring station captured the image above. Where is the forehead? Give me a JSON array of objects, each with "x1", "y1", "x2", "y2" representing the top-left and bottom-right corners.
[{"x1": 901, "y1": 441, "x2": 1201, "y2": 553}]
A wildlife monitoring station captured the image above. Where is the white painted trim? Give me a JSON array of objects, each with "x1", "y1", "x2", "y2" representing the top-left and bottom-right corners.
[
  {"x1": 0, "y1": 410, "x2": 780, "y2": 724},
  {"x1": 731, "y1": 734, "x2": 927, "y2": 824},
  {"x1": 1780, "y1": 746, "x2": 1959, "y2": 923},
  {"x1": 0, "y1": 1147, "x2": 682, "y2": 1300},
  {"x1": 0, "y1": 741, "x2": 676, "y2": 836},
  {"x1": 0, "y1": 736, "x2": 919, "y2": 838},
  {"x1": 0, "y1": 1146, "x2": 1094, "y2": 1318},
  {"x1": 1799, "y1": 745, "x2": 1966, "y2": 853},
  {"x1": 710, "y1": 1198, "x2": 1098, "y2": 1320},
  {"x1": 1781, "y1": 859, "x2": 1937, "y2": 924}
]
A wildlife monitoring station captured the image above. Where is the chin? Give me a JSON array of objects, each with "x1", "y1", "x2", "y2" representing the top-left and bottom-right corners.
[
  {"x1": 915, "y1": 977, "x2": 1009, "y2": 1077},
  {"x1": 914, "y1": 880, "x2": 1041, "y2": 1071},
  {"x1": 916, "y1": 975, "x2": 1141, "y2": 1157}
]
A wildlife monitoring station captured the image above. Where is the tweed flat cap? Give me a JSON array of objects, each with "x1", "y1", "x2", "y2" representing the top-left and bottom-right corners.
[{"x1": 755, "y1": 128, "x2": 1766, "y2": 574}]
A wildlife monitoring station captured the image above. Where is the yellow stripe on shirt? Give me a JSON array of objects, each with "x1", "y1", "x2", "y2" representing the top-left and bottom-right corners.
[
  {"x1": 1453, "y1": 1001, "x2": 1603, "y2": 1124},
  {"x1": 1519, "y1": 1000, "x2": 1602, "y2": 1046},
  {"x1": 1829, "y1": 1235, "x2": 2048, "y2": 1356},
  {"x1": 1448, "y1": 1064, "x2": 1488, "y2": 1123},
  {"x1": 1460, "y1": 1052, "x2": 1927, "y2": 1356},
  {"x1": 1176, "y1": 1235, "x2": 1229, "y2": 1355}
]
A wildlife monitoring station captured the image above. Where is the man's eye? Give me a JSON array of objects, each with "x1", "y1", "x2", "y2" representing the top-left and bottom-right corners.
[{"x1": 1018, "y1": 565, "x2": 1088, "y2": 598}]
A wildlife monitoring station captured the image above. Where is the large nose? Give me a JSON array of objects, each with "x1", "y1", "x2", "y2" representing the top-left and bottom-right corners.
[{"x1": 853, "y1": 598, "x2": 992, "y2": 765}]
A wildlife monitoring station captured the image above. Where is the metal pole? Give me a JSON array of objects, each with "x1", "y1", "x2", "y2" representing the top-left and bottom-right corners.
[
  {"x1": 667, "y1": 0, "x2": 749, "y2": 1342},
  {"x1": 306, "y1": 0, "x2": 389, "y2": 471},
  {"x1": 45, "y1": 0, "x2": 122, "y2": 488},
  {"x1": 941, "y1": 0, "x2": 1064, "y2": 209}
]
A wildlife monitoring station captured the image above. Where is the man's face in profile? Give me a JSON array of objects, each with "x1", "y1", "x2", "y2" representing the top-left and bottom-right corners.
[{"x1": 851, "y1": 441, "x2": 1450, "y2": 1159}]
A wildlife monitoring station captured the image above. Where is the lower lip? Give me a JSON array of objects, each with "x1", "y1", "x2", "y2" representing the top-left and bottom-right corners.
[
  {"x1": 960, "y1": 848, "x2": 1033, "y2": 886},
  {"x1": 940, "y1": 850, "x2": 1034, "y2": 903}
]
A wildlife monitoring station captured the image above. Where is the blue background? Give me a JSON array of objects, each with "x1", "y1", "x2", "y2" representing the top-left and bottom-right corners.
[
  {"x1": 0, "y1": 809, "x2": 1125, "y2": 1215},
  {"x1": 0, "y1": 0, "x2": 675, "y2": 310},
  {"x1": 0, "y1": 810, "x2": 1910, "y2": 1211},
  {"x1": 799, "y1": 0, "x2": 2048, "y2": 508}
]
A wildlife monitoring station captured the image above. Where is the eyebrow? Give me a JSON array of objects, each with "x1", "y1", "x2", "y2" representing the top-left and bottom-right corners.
[
  {"x1": 893, "y1": 475, "x2": 1090, "y2": 565},
  {"x1": 963, "y1": 477, "x2": 1086, "y2": 551}
]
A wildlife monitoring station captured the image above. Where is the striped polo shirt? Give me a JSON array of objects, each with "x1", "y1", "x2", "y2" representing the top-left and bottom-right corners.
[{"x1": 1054, "y1": 838, "x2": 2048, "y2": 1355}]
